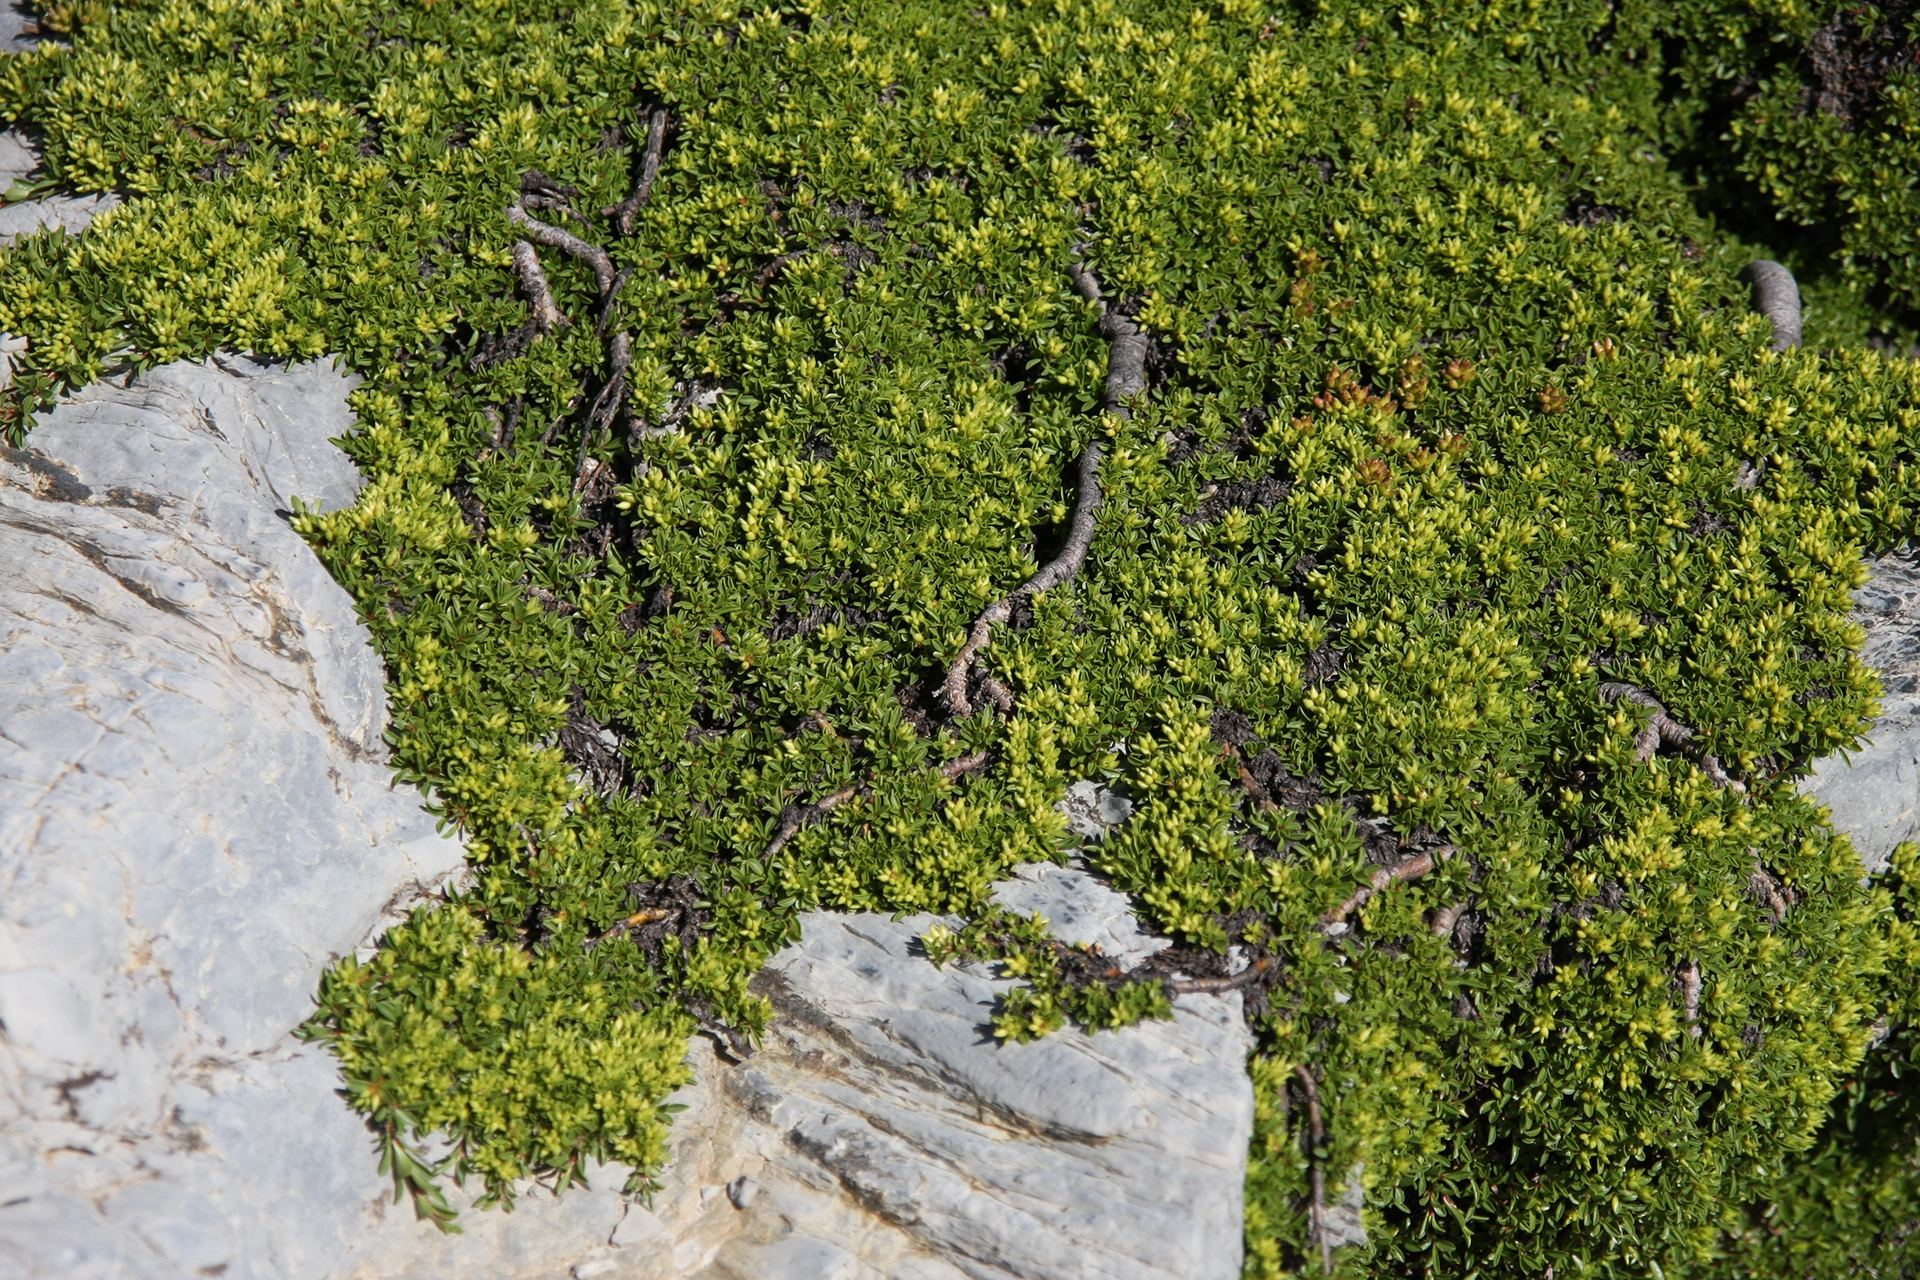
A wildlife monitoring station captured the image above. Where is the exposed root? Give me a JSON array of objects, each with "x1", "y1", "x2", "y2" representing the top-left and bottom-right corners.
[
  {"x1": 1749, "y1": 858, "x2": 1792, "y2": 923},
  {"x1": 1680, "y1": 958, "x2": 1702, "y2": 1038},
  {"x1": 507, "y1": 202, "x2": 616, "y2": 296},
  {"x1": 1169, "y1": 954, "x2": 1278, "y2": 994},
  {"x1": 762, "y1": 749, "x2": 993, "y2": 858},
  {"x1": 1294, "y1": 1064, "x2": 1332, "y2": 1276},
  {"x1": 1742, "y1": 260, "x2": 1801, "y2": 352},
  {"x1": 764, "y1": 782, "x2": 864, "y2": 859},
  {"x1": 511, "y1": 241, "x2": 565, "y2": 333},
  {"x1": 1598, "y1": 682, "x2": 1746, "y2": 792},
  {"x1": 937, "y1": 749, "x2": 992, "y2": 782},
  {"x1": 577, "y1": 329, "x2": 633, "y2": 484},
  {"x1": 604, "y1": 107, "x2": 669, "y2": 237},
  {"x1": 1431, "y1": 899, "x2": 1468, "y2": 939},
  {"x1": 1320, "y1": 847, "x2": 1452, "y2": 931},
  {"x1": 942, "y1": 264, "x2": 1133, "y2": 716}
]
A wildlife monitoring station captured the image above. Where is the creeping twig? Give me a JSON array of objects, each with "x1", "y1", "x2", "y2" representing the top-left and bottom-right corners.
[
  {"x1": 1168, "y1": 954, "x2": 1277, "y2": 994},
  {"x1": 937, "y1": 749, "x2": 992, "y2": 781},
  {"x1": 1430, "y1": 899, "x2": 1468, "y2": 939},
  {"x1": 507, "y1": 202, "x2": 616, "y2": 296},
  {"x1": 1598, "y1": 682, "x2": 1745, "y2": 792},
  {"x1": 1320, "y1": 847, "x2": 1453, "y2": 931},
  {"x1": 1680, "y1": 958, "x2": 1702, "y2": 1038},
  {"x1": 763, "y1": 783, "x2": 864, "y2": 859},
  {"x1": 604, "y1": 108, "x2": 669, "y2": 236},
  {"x1": 577, "y1": 329, "x2": 633, "y2": 485},
  {"x1": 761, "y1": 751, "x2": 991, "y2": 860},
  {"x1": 1749, "y1": 858, "x2": 1791, "y2": 923},
  {"x1": 511, "y1": 241, "x2": 564, "y2": 333},
  {"x1": 1295, "y1": 1064, "x2": 1332, "y2": 1276},
  {"x1": 942, "y1": 262, "x2": 1138, "y2": 716}
]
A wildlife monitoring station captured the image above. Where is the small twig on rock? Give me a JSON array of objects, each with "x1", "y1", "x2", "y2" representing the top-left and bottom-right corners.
[
  {"x1": 1680, "y1": 958, "x2": 1702, "y2": 1038},
  {"x1": 1320, "y1": 847, "x2": 1453, "y2": 930},
  {"x1": 1598, "y1": 682, "x2": 1745, "y2": 792},
  {"x1": 1742, "y1": 260, "x2": 1801, "y2": 353},
  {"x1": 511, "y1": 241, "x2": 565, "y2": 333},
  {"x1": 1294, "y1": 1064, "x2": 1332, "y2": 1276},
  {"x1": 604, "y1": 108, "x2": 669, "y2": 236},
  {"x1": 508, "y1": 202, "x2": 616, "y2": 296},
  {"x1": 942, "y1": 264, "x2": 1131, "y2": 716}
]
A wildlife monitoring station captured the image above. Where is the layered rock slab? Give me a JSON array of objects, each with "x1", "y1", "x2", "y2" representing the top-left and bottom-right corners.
[
  {"x1": 1802, "y1": 544, "x2": 1920, "y2": 873},
  {"x1": 0, "y1": 355, "x2": 476, "y2": 1279},
  {"x1": 689, "y1": 897, "x2": 1252, "y2": 1280}
]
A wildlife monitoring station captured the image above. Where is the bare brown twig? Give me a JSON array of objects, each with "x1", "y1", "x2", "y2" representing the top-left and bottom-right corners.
[
  {"x1": 604, "y1": 108, "x2": 669, "y2": 236},
  {"x1": 1680, "y1": 958, "x2": 1702, "y2": 1038},
  {"x1": 942, "y1": 262, "x2": 1135, "y2": 716},
  {"x1": 511, "y1": 241, "x2": 565, "y2": 333},
  {"x1": 1169, "y1": 955, "x2": 1277, "y2": 994},
  {"x1": 1295, "y1": 1064, "x2": 1332, "y2": 1276},
  {"x1": 1598, "y1": 682, "x2": 1745, "y2": 793},
  {"x1": 507, "y1": 203, "x2": 616, "y2": 296},
  {"x1": 1320, "y1": 847, "x2": 1453, "y2": 930}
]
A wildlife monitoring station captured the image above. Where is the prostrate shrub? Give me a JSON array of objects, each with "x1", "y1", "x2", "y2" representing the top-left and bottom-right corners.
[{"x1": 5, "y1": 0, "x2": 1920, "y2": 1274}]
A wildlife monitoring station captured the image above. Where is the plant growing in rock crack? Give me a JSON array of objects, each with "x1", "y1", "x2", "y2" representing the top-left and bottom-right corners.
[{"x1": 7, "y1": 0, "x2": 1920, "y2": 1274}]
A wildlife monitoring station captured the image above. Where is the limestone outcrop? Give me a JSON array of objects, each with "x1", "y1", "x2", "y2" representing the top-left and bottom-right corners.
[
  {"x1": 1801, "y1": 545, "x2": 1920, "y2": 874},
  {"x1": 0, "y1": 357, "x2": 1255, "y2": 1278}
]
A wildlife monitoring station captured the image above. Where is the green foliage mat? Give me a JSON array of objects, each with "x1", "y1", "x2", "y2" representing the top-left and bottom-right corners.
[{"x1": 8, "y1": 0, "x2": 1920, "y2": 1274}]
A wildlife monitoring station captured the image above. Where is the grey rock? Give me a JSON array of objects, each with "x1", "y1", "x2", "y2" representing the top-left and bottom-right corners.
[
  {"x1": 1323, "y1": 1163, "x2": 1368, "y2": 1250},
  {"x1": 1802, "y1": 544, "x2": 1920, "y2": 873},
  {"x1": 0, "y1": 128, "x2": 120, "y2": 247},
  {"x1": 3, "y1": 0, "x2": 36, "y2": 54},
  {"x1": 990, "y1": 861, "x2": 1169, "y2": 970},
  {"x1": 718, "y1": 904, "x2": 1254, "y2": 1280},
  {"x1": 1053, "y1": 777, "x2": 1132, "y2": 842},
  {"x1": 1742, "y1": 259, "x2": 1802, "y2": 352}
]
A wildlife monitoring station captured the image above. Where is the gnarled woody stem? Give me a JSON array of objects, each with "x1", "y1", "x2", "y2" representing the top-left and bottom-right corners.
[
  {"x1": 1598, "y1": 681, "x2": 1745, "y2": 793},
  {"x1": 942, "y1": 263, "x2": 1143, "y2": 715},
  {"x1": 604, "y1": 108, "x2": 669, "y2": 237},
  {"x1": 507, "y1": 202, "x2": 617, "y2": 296},
  {"x1": 510, "y1": 241, "x2": 564, "y2": 334}
]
